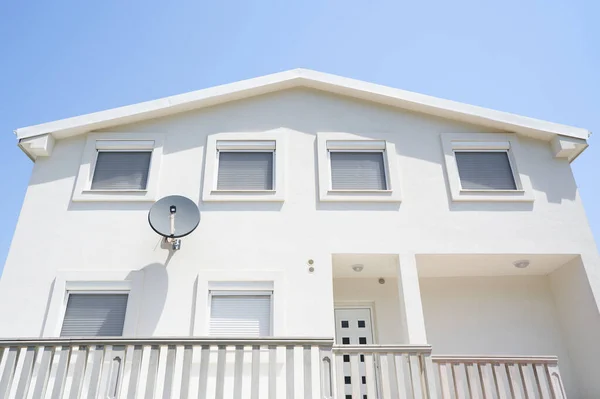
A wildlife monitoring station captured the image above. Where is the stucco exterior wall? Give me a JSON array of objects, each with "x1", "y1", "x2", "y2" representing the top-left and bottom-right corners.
[
  {"x1": 1, "y1": 89, "x2": 599, "y2": 393},
  {"x1": 550, "y1": 257, "x2": 600, "y2": 398},
  {"x1": 420, "y1": 275, "x2": 578, "y2": 396}
]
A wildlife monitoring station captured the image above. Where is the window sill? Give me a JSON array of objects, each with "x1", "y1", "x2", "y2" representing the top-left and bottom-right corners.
[
  {"x1": 72, "y1": 189, "x2": 156, "y2": 202},
  {"x1": 321, "y1": 189, "x2": 401, "y2": 203},
  {"x1": 83, "y1": 189, "x2": 148, "y2": 193},
  {"x1": 329, "y1": 189, "x2": 393, "y2": 193},
  {"x1": 459, "y1": 189, "x2": 525, "y2": 193},
  {"x1": 453, "y1": 189, "x2": 534, "y2": 202},
  {"x1": 203, "y1": 190, "x2": 285, "y2": 202}
]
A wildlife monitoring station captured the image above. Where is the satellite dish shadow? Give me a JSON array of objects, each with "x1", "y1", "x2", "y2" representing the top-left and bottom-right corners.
[{"x1": 128, "y1": 263, "x2": 168, "y2": 336}]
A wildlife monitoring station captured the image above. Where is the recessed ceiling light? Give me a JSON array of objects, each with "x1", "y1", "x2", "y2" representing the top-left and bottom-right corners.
[
  {"x1": 351, "y1": 264, "x2": 364, "y2": 272},
  {"x1": 513, "y1": 260, "x2": 530, "y2": 269}
]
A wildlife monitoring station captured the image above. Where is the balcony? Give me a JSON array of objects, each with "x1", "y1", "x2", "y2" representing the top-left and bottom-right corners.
[{"x1": 0, "y1": 337, "x2": 566, "y2": 398}]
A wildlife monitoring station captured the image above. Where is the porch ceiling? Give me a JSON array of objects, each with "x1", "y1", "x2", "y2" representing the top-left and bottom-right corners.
[
  {"x1": 332, "y1": 254, "x2": 399, "y2": 278},
  {"x1": 416, "y1": 254, "x2": 578, "y2": 277}
]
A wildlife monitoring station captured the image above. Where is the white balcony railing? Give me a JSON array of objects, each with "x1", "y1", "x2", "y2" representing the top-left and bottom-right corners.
[
  {"x1": 0, "y1": 338, "x2": 567, "y2": 398},
  {"x1": 332, "y1": 344, "x2": 438, "y2": 398},
  {"x1": 0, "y1": 337, "x2": 333, "y2": 399},
  {"x1": 432, "y1": 356, "x2": 566, "y2": 399}
]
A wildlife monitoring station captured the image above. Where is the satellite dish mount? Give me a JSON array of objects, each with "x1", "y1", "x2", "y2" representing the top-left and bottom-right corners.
[
  {"x1": 168, "y1": 205, "x2": 180, "y2": 250},
  {"x1": 148, "y1": 195, "x2": 200, "y2": 251}
]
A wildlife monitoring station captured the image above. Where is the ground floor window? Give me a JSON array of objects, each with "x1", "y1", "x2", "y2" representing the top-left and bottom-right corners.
[
  {"x1": 209, "y1": 291, "x2": 272, "y2": 337},
  {"x1": 60, "y1": 293, "x2": 129, "y2": 337}
]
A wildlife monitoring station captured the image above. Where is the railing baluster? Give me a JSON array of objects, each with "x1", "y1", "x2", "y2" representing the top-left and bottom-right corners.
[
  {"x1": 118, "y1": 345, "x2": 135, "y2": 399},
  {"x1": 0, "y1": 346, "x2": 18, "y2": 397},
  {"x1": 97, "y1": 344, "x2": 113, "y2": 399},
  {"x1": 507, "y1": 363, "x2": 525, "y2": 399},
  {"x1": 270, "y1": 345, "x2": 279, "y2": 399},
  {"x1": 250, "y1": 345, "x2": 260, "y2": 399},
  {"x1": 453, "y1": 362, "x2": 469, "y2": 399},
  {"x1": 156, "y1": 345, "x2": 173, "y2": 398},
  {"x1": 438, "y1": 362, "x2": 453, "y2": 399},
  {"x1": 233, "y1": 345, "x2": 244, "y2": 399},
  {"x1": 10, "y1": 346, "x2": 35, "y2": 399},
  {"x1": 334, "y1": 352, "x2": 345, "y2": 399},
  {"x1": 145, "y1": 345, "x2": 160, "y2": 398},
  {"x1": 302, "y1": 345, "x2": 312, "y2": 399},
  {"x1": 409, "y1": 353, "x2": 423, "y2": 399},
  {"x1": 466, "y1": 362, "x2": 483, "y2": 399},
  {"x1": 31, "y1": 346, "x2": 53, "y2": 399},
  {"x1": 349, "y1": 352, "x2": 362, "y2": 399},
  {"x1": 285, "y1": 345, "x2": 295, "y2": 399},
  {"x1": 196, "y1": 344, "x2": 209, "y2": 398},
  {"x1": 162, "y1": 345, "x2": 177, "y2": 398},
  {"x1": 394, "y1": 353, "x2": 409, "y2": 399},
  {"x1": 136, "y1": 345, "x2": 152, "y2": 399},
  {"x1": 153, "y1": 345, "x2": 168, "y2": 397},
  {"x1": 64, "y1": 345, "x2": 85, "y2": 399},
  {"x1": 363, "y1": 353, "x2": 377, "y2": 399},
  {"x1": 214, "y1": 345, "x2": 226, "y2": 399},
  {"x1": 378, "y1": 352, "x2": 392, "y2": 399},
  {"x1": 126, "y1": 345, "x2": 143, "y2": 399},
  {"x1": 169, "y1": 345, "x2": 185, "y2": 399},
  {"x1": 422, "y1": 354, "x2": 441, "y2": 399},
  {"x1": 48, "y1": 345, "x2": 70, "y2": 399},
  {"x1": 534, "y1": 363, "x2": 551, "y2": 398}
]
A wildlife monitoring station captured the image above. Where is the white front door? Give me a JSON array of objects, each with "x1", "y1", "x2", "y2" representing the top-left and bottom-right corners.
[{"x1": 334, "y1": 308, "x2": 375, "y2": 398}]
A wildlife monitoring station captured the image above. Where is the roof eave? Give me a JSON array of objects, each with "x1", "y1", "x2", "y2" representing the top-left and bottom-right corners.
[{"x1": 14, "y1": 69, "x2": 591, "y2": 160}]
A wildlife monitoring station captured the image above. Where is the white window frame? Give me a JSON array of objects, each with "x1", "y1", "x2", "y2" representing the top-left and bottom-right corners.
[
  {"x1": 208, "y1": 285, "x2": 274, "y2": 337},
  {"x1": 202, "y1": 131, "x2": 286, "y2": 202},
  {"x1": 193, "y1": 272, "x2": 284, "y2": 335},
  {"x1": 317, "y1": 133, "x2": 402, "y2": 202},
  {"x1": 43, "y1": 271, "x2": 143, "y2": 337},
  {"x1": 441, "y1": 133, "x2": 534, "y2": 202},
  {"x1": 72, "y1": 132, "x2": 164, "y2": 202}
]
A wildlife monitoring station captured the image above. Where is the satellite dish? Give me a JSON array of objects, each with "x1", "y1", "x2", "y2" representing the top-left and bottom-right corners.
[{"x1": 148, "y1": 195, "x2": 200, "y2": 250}]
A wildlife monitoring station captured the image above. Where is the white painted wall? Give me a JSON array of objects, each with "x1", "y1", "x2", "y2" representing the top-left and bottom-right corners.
[
  {"x1": 420, "y1": 275, "x2": 578, "y2": 397},
  {"x1": 1, "y1": 88, "x2": 600, "y2": 392},
  {"x1": 550, "y1": 257, "x2": 600, "y2": 398}
]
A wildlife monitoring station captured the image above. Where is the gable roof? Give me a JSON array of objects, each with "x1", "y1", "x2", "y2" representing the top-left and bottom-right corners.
[{"x1": 15, "y1": 69, "x2": 590, "y2": 160}]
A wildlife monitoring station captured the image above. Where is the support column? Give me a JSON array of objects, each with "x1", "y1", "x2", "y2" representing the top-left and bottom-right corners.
[{"x1": 397, "y1": 253, "x2": 428, "y2": 344}]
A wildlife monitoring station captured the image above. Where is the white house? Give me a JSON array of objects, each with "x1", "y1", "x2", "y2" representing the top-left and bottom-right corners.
[{"x1": 0, "y1": 69, "x2": 598, "y2": 398}]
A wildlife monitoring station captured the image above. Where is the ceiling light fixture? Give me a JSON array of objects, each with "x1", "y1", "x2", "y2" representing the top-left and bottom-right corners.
[
  {"x1": 513, "y1": 260, "x2": 530, "y2": 269},
  {"x1": 351, "y1": 264, "x2": 364, "y2": 272}
]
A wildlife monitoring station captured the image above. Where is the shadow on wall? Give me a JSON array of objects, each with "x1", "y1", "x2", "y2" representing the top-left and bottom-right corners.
[
  {"x1": 128, "y1": 263, "x2": 169, "y2": 336},
  {"x1": 39, "y1": 280, "x2": 56, "y2": 337}
]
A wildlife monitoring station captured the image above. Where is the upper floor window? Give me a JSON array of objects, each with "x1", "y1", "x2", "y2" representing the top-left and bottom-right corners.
[
  {"x1": 202, "y1": 131, "x2": 286, "y2": 202},
  {"x1": 330, "y1": 150, "x2": 387, "y2": 191},
  {"x1": 216, "y1": 141, "x2": 275, "y2": 191},
  {"x1": 73, "y1": 133, "x2": 164, "y2": 202},
  {"x1": 454, "y1": 150, "x2": 516, "y2": 190},
  {"x1": 317, "y1": 133, "x2": 402, "y2": 202},
  {"x1": 91, "y1": 150, "x2": 152, "y2": 190},
  {"x1": 441, "y1": 133, "x2": 534, "y2": 202},
  {"x1": 60, "y1": 293, "x2": 129, "y2": 337}
]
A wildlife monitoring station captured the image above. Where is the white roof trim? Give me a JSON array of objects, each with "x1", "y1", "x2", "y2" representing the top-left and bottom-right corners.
[{"x1": 15, "y1": 68, "x2": 590, "y2": 149}]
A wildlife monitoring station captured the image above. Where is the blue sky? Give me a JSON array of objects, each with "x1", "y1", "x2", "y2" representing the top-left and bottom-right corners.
[{"x1": 0, "y1": 0, "x2": 598, "y2": 274}]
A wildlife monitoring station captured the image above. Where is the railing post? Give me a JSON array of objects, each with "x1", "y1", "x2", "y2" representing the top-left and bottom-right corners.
[
  {"x1": 320, "y1": 345, "x2": 333, "y2": 399},
  {"x1": 547, "y1": 362, "x2": 567, "y2": 399},
  {"x1": 421, "y1": 353, "x2": 440, "y2": 399}
]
